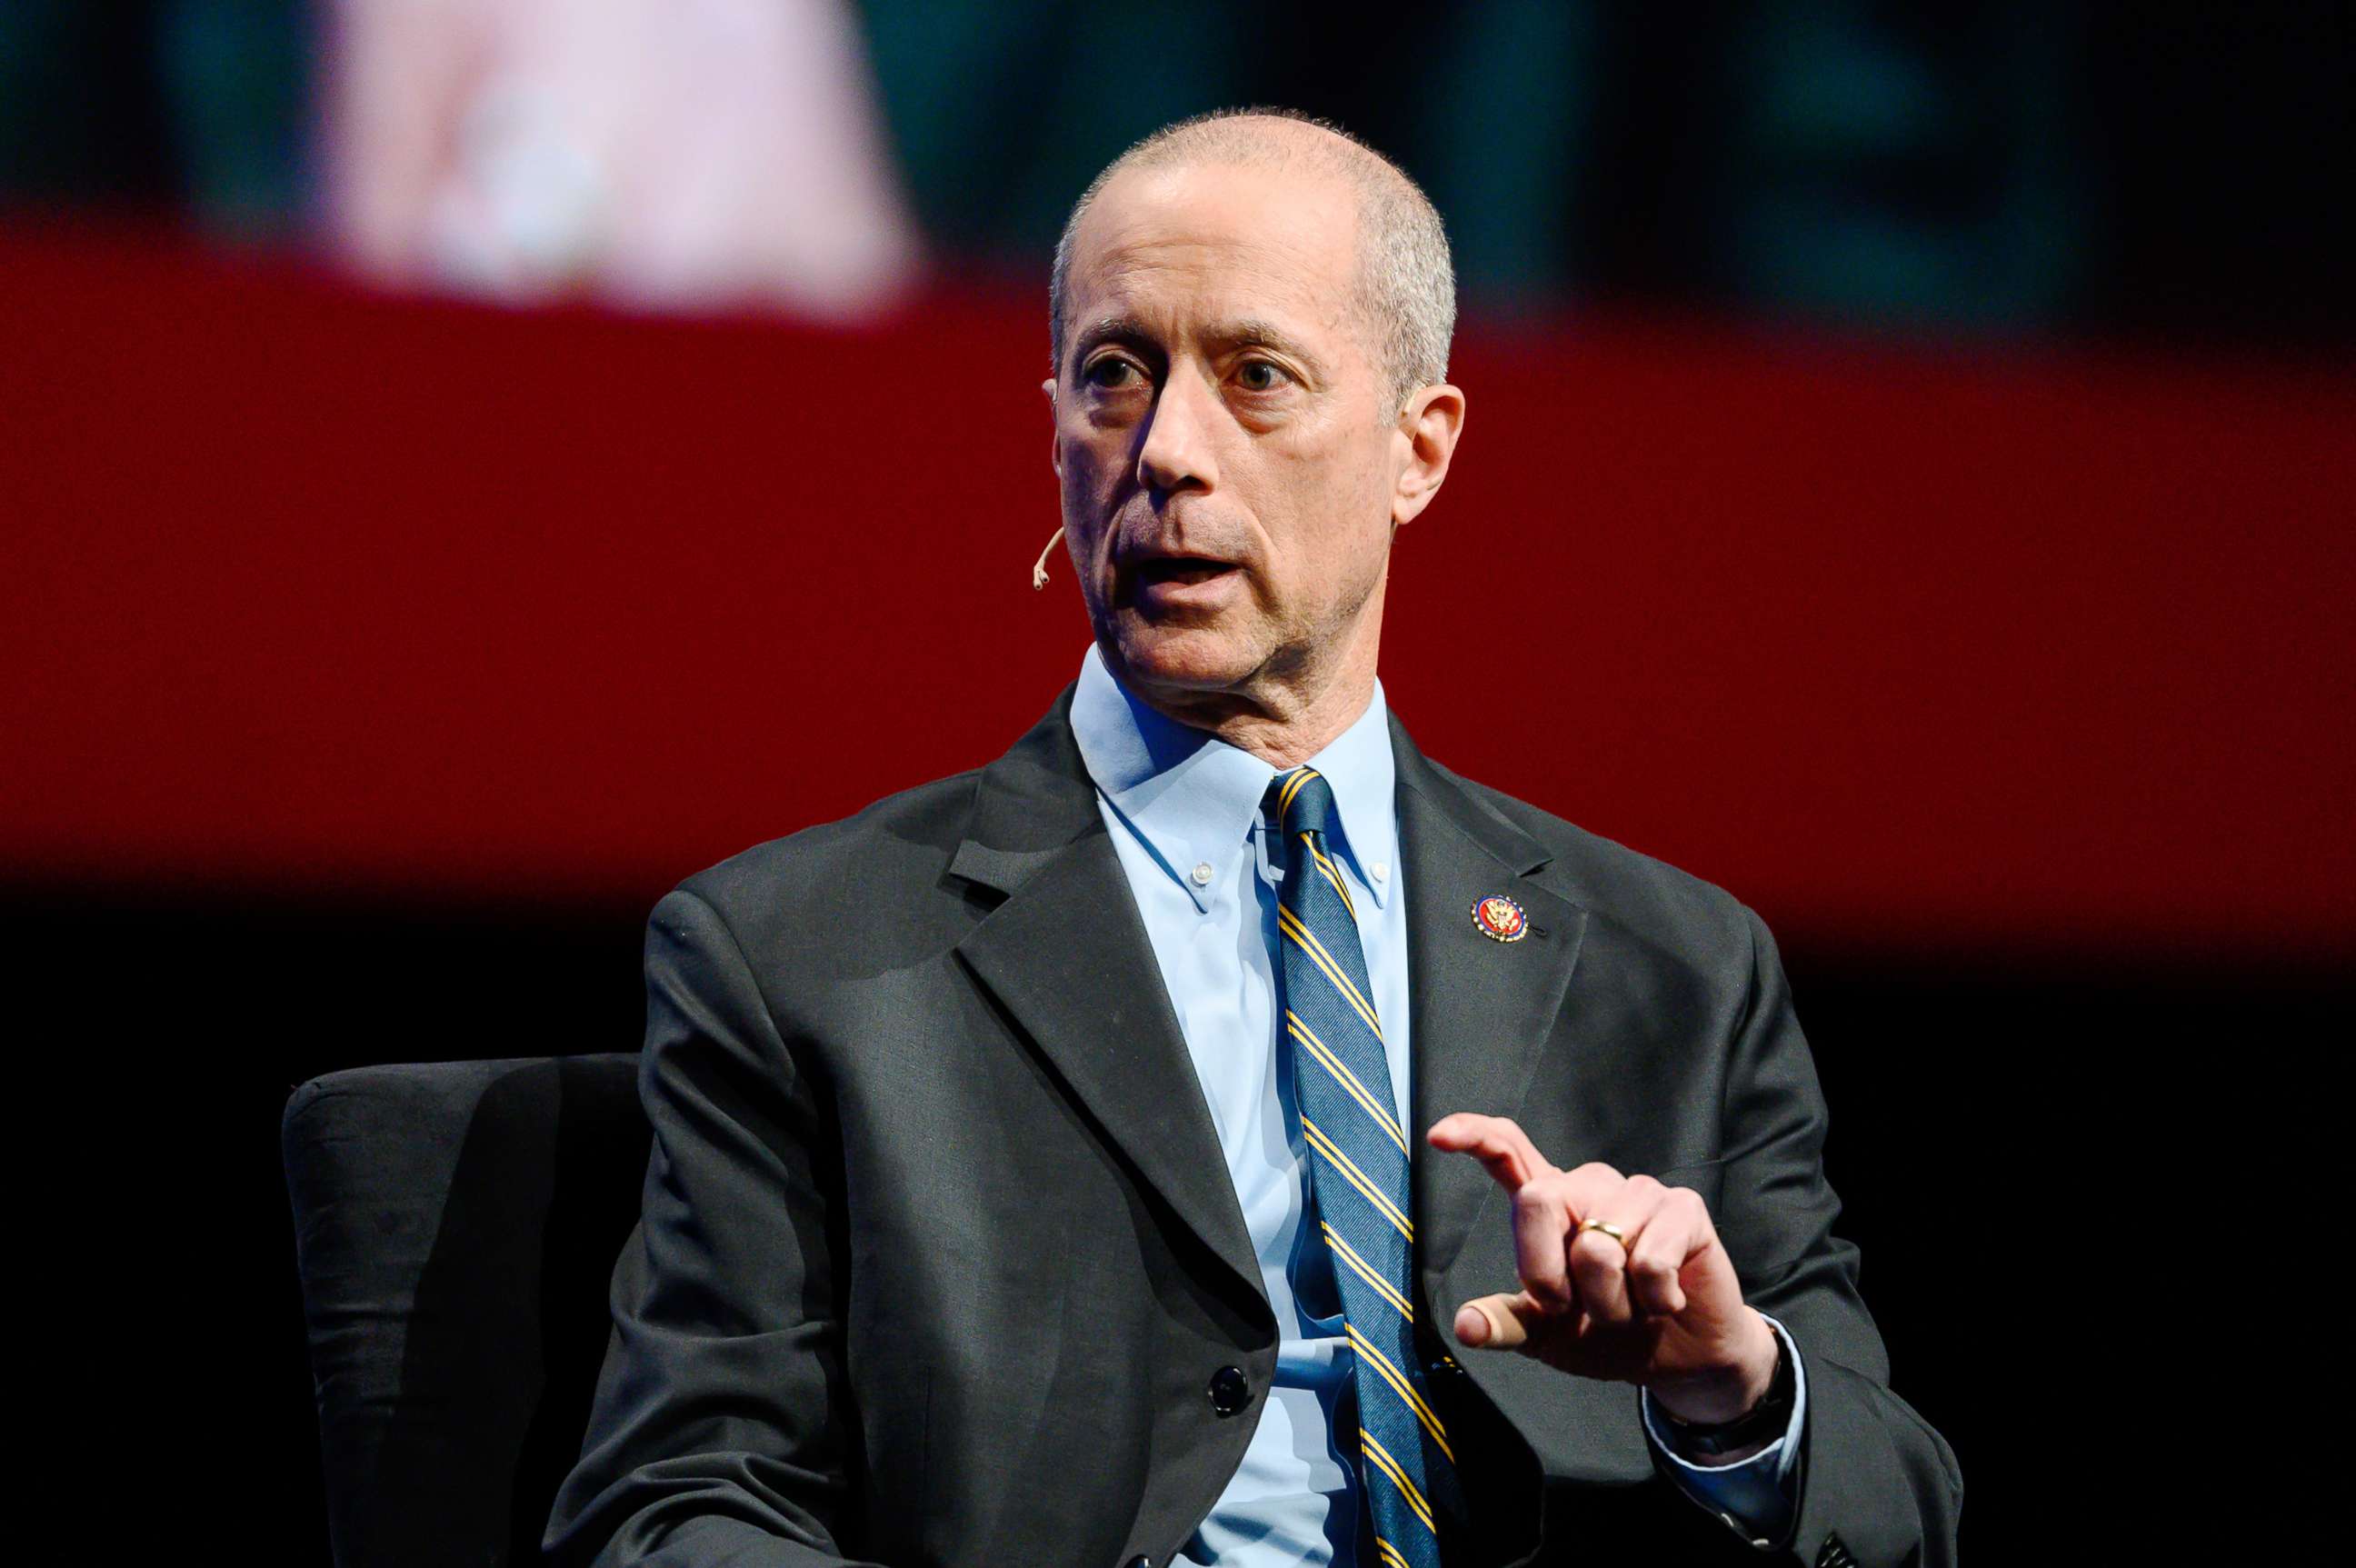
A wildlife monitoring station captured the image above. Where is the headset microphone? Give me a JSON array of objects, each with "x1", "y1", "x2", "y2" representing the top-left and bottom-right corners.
[{"x1": 1031, "y1": 527, "x2": 1065, "y2": 590}]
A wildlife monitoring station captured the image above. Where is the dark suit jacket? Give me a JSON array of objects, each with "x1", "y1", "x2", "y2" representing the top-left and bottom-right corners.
[{"x1": 546, "y1": 692, "x2": 1961, "y2": 1568}]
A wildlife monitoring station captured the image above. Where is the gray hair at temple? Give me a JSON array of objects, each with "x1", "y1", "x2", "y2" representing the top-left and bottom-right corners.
[{"x1": 1049, "y1": 107, "x2": 1457, "y2": 412}]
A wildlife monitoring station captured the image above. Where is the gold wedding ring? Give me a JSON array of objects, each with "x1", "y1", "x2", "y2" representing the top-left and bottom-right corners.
[{"x1": 1577, "y1": 1219, "x2": 1630, "y2": 1249}]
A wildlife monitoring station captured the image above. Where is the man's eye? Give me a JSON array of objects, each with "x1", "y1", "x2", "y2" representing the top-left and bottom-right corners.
[
  {"x1": 1235, "y1": 359, "x2": 1289, "y2": 392},
  {"x1": 1084, "y1": 357, "x2": 1142, "y2": 390}
]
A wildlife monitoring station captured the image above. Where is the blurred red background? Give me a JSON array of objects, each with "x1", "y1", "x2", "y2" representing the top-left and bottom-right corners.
[{"x1": 7, "y1": 225, "x2": 2351, "y2": 964}]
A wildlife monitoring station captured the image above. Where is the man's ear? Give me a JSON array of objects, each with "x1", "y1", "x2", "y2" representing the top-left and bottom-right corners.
[
  {"x1": 1393, "y1": 383, "x2": 1466, "y2": 526},
  {"x1": 1043, "y1": 376, "x2": 1061, "y2": 480}
]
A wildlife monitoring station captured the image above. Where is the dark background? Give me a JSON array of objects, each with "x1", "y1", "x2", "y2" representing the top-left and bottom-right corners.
[
  {"x1": 5, "y1": 3, "x2": 2351, "y2": 1561},
  {"x1": 16, "y1": 893, "x2": 2338, "y2": 1560}
]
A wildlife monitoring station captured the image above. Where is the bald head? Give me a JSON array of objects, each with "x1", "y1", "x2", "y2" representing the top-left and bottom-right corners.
[{"x1": 1051, "y1": 109, "x2": 1455, "y2": 410}]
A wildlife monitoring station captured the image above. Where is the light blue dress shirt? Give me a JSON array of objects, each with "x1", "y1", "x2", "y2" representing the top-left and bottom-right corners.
[{"x1": 1067, "y1": 646, "x2": 1803, "y2": 1562}]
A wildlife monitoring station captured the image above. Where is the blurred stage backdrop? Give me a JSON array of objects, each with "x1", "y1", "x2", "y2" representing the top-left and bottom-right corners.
[{"x1": 5, "y1": 3, "x2": 2350, "y2": 1560}]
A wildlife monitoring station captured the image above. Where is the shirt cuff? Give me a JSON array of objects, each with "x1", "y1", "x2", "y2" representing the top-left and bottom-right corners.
[{"x1": 1639, "y1": 1314, "x2": 1807, "y2": 1550}]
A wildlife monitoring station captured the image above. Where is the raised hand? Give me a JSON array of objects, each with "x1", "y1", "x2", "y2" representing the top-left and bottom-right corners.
[{"x1": 1427, "y1": 1112, "x2": 1779, "y2": 1426}]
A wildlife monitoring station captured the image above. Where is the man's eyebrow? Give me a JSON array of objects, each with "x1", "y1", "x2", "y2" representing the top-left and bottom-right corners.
[
  {"x1": 1071, "y1": 315, "x2": 1151, "y2": 359},
  {"x1": 1213, "y1": 317, "x2": 1314, "y2": 359}
]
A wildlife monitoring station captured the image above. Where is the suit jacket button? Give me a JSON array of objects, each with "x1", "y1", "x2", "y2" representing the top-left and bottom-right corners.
[
  {"x1": 1122, "y1": 1557, "x2": 1153, "y2": 1568},
  {"x1": 1207, "y1": 1364, "x2": 1251, "y2": 1416}
]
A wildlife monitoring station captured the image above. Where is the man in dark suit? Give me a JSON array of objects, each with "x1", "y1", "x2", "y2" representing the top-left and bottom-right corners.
[{"x1": 547, "y1": 109, "x2": 1959, "y2": 1567}]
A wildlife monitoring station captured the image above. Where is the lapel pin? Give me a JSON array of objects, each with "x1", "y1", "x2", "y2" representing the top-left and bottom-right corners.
[{"x1": 1471, "y1": 894, "x2": 1528, "y2": 943}]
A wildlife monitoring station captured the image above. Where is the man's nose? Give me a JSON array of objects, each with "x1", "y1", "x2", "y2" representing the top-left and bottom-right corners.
[{"x1": 1135, "y1": 370, "x2": 1218, "y2": 494}]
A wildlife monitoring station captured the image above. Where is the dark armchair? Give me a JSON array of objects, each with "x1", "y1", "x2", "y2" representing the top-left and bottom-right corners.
[{"x1": 283, "y1": 1055, "x2": 649, "y2": 1567}]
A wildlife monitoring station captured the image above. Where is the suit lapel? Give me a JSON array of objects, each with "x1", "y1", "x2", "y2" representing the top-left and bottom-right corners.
[
  {"x1": 950, "y1": 693, "x2": 1265, "y2": 1306},
  {"x1": 944, "y1": 696, "x2": 1597, "y2": 1316},
  {"x1": 1393, "y1": 718, "x2": 1591, "y2": 1288}
]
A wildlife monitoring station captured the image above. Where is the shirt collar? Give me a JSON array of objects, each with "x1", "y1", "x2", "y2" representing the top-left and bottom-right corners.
[{"x1": 1069, "y1": 644, "x2": 1397, "y2": 913}]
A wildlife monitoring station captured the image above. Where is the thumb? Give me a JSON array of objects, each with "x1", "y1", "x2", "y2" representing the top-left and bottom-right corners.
[{"x1": 1453, "y1": 1291, "x2": 1545, "y2": 1352}]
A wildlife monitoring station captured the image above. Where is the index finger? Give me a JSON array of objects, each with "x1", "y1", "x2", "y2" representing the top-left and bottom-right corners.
[{"x1": 1426, "y1": 1112, "x2": 1556, "y2": 1192}]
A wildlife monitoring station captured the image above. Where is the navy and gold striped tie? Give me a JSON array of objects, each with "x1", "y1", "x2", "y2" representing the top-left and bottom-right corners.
[{"x1": 1266, "y1": 764, "x2": 1456, "y2": 1568}]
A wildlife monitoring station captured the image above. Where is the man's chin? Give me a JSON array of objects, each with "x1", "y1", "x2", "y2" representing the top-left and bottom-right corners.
[{"x1": 1101, "y1": 621, "x2": 1264, "y2": 699}]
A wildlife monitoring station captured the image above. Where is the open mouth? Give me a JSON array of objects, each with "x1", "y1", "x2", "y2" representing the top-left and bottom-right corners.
[{"x1": 1133, "y1": 557, "x2": 1237, "y2": 587}]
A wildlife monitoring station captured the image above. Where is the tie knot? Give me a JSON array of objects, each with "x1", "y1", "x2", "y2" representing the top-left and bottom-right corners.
[{"x1": 1264, "y1": 765, "x2": 1341, "y2": 842}]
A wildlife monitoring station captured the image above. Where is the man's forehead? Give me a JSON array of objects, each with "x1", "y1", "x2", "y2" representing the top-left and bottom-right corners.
[{"x1": 1065, "y1": 161, "x2": 1361, "y2": 335}]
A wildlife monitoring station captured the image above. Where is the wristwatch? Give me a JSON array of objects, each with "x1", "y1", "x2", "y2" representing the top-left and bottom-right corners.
[{"x1": 1660, "y1": 1329, "x2": 1795, "y2": 1457}]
